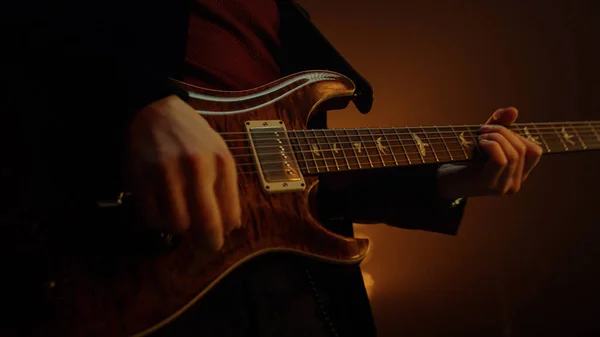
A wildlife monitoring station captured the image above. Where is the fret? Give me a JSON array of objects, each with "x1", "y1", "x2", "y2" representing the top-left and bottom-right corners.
[
  {"x1": 463, "y1": 125, "x2": 482, "y2": 156},
  {"x1": 395, "y1": 127, "x2": 425, "y2": 164},
  {"x1": 366, "y1": 128, "x2": 391, "y2": 167},
  {"x1": 515, "y1": 124, "x2": 542, "y2": 148},
  {"x1": 313, "y1": 130, "x2": 340, "y2": 171},
  {"x1": 420, "y1": 126, "x2": 442, "y2": 163},
  {"x1": 529, "y1": 123, "x2": 551, "y2": 153},
  {"x1": 449, "y1": 126, "x2": 470, "y2": 159},
  {"x1": 573, "y1": 122, "x2": 600, "y2": 151},
  {"x1": 588, "y1": 122, "x2": 600, "y2": 146},
  {"x1": 568, "y1": 122, "x2": 587, "y2": 150},
  {"x1": 382, "y1": 128, "x2": 411, "y2": 166},
  {"x1": 302, "y1": 130, "x2": 323, "y2": 172},
  {"x1": 356, "y1": 129, "x2": 384, "y2": 168},
  {"x1": 408, "y1": 127, "x2": 426, "y2": 163},
  {"x1": 342, "y1": 129, "x2": 367, "y2": 169},
  {"x1": 546, "y1": 123, "x2": 569, "y2": 152},
  {"x1": 435, "y1": 126, "x2": 453, "y2": 161},
  {"x1": 331, "y1": 130, "x2": 354, "y2": 170},
  {"x1": 403, "y1": 127, "x2": 429, "y2": 163},
  {"x1": 378, "y1": 128, "x2": 400, "y2": 166},
  {"x1": 290, "y1": 131, "x2": 315, "y2": 173},
  {"x1": 451, "y1": 125, "x2": 478, "y2": 159},
  {"x1": 392, "y1": 127, "x2": 412, "y2": 164},
  {"x1": 309, "y1": 130, "x2": 328, "y2": 172}
]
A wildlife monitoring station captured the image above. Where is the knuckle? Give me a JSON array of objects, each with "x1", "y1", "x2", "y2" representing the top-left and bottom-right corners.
[
  {"x1": 531, "y1": 145, "x2": 543, "y2": 157},
  {"x1": 516, "y1": 143, "x2": 527, "y2": 156},
  {"x1": 492, "y1": 154, "x2": 508, "y2": 167},
  {"x1": 506, "y1": 150, "x2": 519, "y2": 163}
]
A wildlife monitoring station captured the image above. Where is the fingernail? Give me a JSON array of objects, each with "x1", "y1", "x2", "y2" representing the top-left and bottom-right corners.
[{"x1": 479, "y1": 133, "x2": 490, "y2": 140}]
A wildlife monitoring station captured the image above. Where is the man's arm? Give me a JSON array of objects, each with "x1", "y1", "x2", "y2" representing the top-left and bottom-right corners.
[
  {"x1": 1, "y1": 0, "x2": 191, "y2": 211},
  {"x1": 317, "y1": 164, "x2": 466, "y2": 235}
]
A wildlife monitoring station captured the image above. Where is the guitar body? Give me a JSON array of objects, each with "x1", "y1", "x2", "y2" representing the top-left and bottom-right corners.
[{"x1": 0, "y1": 70, "x2": 370, "y2": 337}]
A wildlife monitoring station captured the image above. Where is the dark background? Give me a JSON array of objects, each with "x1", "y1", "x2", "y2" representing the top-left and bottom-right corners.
[{"x1": 297, "y1": 1, "x2": 600, "y2": 336}]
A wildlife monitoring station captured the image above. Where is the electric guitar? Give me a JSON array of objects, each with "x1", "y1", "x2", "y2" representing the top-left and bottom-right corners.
[{"x1": 1, "y1": 70, "x2": 599, "y2": 337}]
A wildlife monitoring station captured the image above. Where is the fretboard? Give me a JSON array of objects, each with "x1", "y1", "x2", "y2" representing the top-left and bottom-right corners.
[{"x1": 287, "y1": 121, "x2": 600, "y2": 175}]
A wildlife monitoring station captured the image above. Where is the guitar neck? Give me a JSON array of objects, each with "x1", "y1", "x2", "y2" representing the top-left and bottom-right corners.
[{"x1": 286, "y1": 121, "x2": 600, "y2": 175}]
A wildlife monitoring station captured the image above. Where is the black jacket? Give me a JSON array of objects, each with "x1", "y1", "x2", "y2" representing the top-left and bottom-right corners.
[{"x1": 2, "y1": 1, "x2": 466, "y2": 336}]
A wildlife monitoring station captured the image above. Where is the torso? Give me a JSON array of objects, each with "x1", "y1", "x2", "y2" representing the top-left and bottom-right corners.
[{"x1": 183, "y1": 0, "x2": 281, "y2": 90}]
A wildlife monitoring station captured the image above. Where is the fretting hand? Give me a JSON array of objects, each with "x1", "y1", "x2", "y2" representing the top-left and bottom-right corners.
[
  {"x1": 437, "y1": 107, "x2": 544, "y2": 199},
  {"x1": 128, "y1": 95, "x2": 241, "y2": 252}
]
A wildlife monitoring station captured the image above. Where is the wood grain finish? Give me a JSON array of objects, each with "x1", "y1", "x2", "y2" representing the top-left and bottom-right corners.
[{"x1": 1, "y1": 70, "x2": 370, "y2": 337}]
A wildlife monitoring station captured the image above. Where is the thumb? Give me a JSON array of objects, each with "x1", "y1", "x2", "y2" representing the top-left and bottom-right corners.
[{"x1": 485, "y1": 107, "x2": 519, "y2": 126}]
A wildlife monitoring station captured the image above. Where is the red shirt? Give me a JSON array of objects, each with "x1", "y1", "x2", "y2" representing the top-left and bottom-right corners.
[{"x1": 183, "y1": 0, "x2": 281, "y2": 90}]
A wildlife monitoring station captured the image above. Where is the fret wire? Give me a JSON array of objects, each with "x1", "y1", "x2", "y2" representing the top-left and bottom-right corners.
[
  {"x1": 358, "y1": 128, "x2": 375, "y2": 168},
  {"x1": 435, "y1": 126, "x2": 453, "y2": 160},
  {"x1": 290, "y1": 131, "x2": 311, "y2": 173},
  {"x1": 589, "y1": 122, "x2": 600, "y2": 145},
  {"x1": 393, "y1": 127, "x2": 412, "y2": 164},
  {"x1": 381, "y1": 128, "x2": 400, "y2": 166},
  {"x1": 530, "y1": 123, "x2": 551, "y2": 153},
  {"x1": 449, "y1": 126, "x2": 469, "y2": 159},
  {"x1": 344, "y1": 129, "x2": 363, "y2": 169},
  {"x1": 318, "y1": 129, "x2": 339, "y2": 171},
  {"x1": 367, "y1": 128, "x2": 387, "y2": 167},
  {"x1": 238, "y1": 134, "x2": 600, "y2": 171},
  {"x1": 463, "y1": 125, "x2": 482, "y2": 156},
  {"x1": 312, "y1": 129, "x2": 330, "y2": 172},
  {"x1": 407, "y1": 127, "x2": 426, "y2": 163},
  {"x1": 569, "y1": 122, "x2": 587, "y2": 149},
  {"x1": 224, "y1": 122, "x2": 600, "y2": 140},
  {"x1": 244, "y1": 134, "x2": 599, "y2": 160},
  {"x1": 302, "y1": 130, "x2": 321, "y2": 172},
  {"x1": 238, "y1": 127, "x2": 600, "y2": 146},
  {"x1": 552, "y1": 123, "x2": 569, "y2": 151},
  {"x1": 422, "y1": 126, "x2": 440, "y2": 163},
  {"x1": 333, "y1": 130, "x2": 352, "y2": 170}
]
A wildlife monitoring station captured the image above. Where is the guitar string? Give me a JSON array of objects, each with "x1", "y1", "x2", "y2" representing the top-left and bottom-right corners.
[
  {"x1": 232, "y1": 139, "x2": 600, "y2": 176},
  {"x1": 224, "y1": 131, "x2": 599, "y2": 160},
  {"x1": 219, "y1": 128, "x2": 600, "y2": 145},
  {"x1": 212, "y1": 121, "x2": 600, "y2": 137},
  {"x1": 233, "y1": 142, "x2": 600, "y2": 172},
  {"x1": 225, "y1": 131, "x2": 599, "y2": 153},
  {"x1": 222, "y1": 126, "x2": 599, "y2": 172}
]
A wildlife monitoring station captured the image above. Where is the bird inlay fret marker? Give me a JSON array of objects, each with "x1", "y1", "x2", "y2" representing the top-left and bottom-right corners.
[
  {"x1": 411, "y1": 133, "x2": 429, "y2": 157},
  {"x1": 375, "y1": 137, "x2": 388, "y2": 154}
]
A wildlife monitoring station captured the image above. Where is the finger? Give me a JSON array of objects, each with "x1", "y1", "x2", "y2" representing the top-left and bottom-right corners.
[
  {"x1": 484, "y1": 125, "x2": 527, "y2": 193},
  {"x1": 134, "y1": 181, "x2": 161, "y2": 229},
  {"x1": 158, "y1": 160, "x2": 191, "y2": 233},
  {"x1": 521, "y1": 137, "x2": 543, "y2": 182},
  {"x1": 214, "y1": 151, "x2": 242, "y2": 234},
  {"x1": 131, "y1": 163, "x2": 162, "y2": 229},
  {"x1": 185, "y1": 156, "x2": 224, "y2": 252},
  {"x1": 479, "y1": 132, "x2": 518, "y2": 195},
  {"x1": 485, "y1": 107, "x2": 519, "y2": 126}
]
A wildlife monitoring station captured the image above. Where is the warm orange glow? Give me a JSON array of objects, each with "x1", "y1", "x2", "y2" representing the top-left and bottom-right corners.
[{"x1": 362, "y1": 271, "x2": 375, "y2": 300}]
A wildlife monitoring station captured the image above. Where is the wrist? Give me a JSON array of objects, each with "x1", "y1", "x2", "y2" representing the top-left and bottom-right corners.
[{"x1": 436, "y1": 164, "x2": 468, "y2": 200}]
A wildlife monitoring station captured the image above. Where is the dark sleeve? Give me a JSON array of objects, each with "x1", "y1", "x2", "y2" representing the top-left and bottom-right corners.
[
  {"x1": 2, "y1": 0, "x2": 190, "y2": 123},
  {"x1": 1, "y1": 0, "x2": 190, "y2": 210},
  {"x1": 317, "y1": 165, "x2": 467, "y2": 235}
]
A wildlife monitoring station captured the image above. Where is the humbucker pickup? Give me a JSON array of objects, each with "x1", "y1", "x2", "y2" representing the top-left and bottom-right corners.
[{"x1": 245, "y1": 120, "x2": 306, "y2": 193}]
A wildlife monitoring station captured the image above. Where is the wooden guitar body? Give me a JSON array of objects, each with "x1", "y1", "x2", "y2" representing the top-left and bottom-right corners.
[{"x1": 1, "y1": 70, "x2": 370, "y2": 337}]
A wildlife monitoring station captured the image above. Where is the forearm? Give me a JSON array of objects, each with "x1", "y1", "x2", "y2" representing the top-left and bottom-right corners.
[{"x1": 317, "y1": 165, "x2": 467, "y2": 235}]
